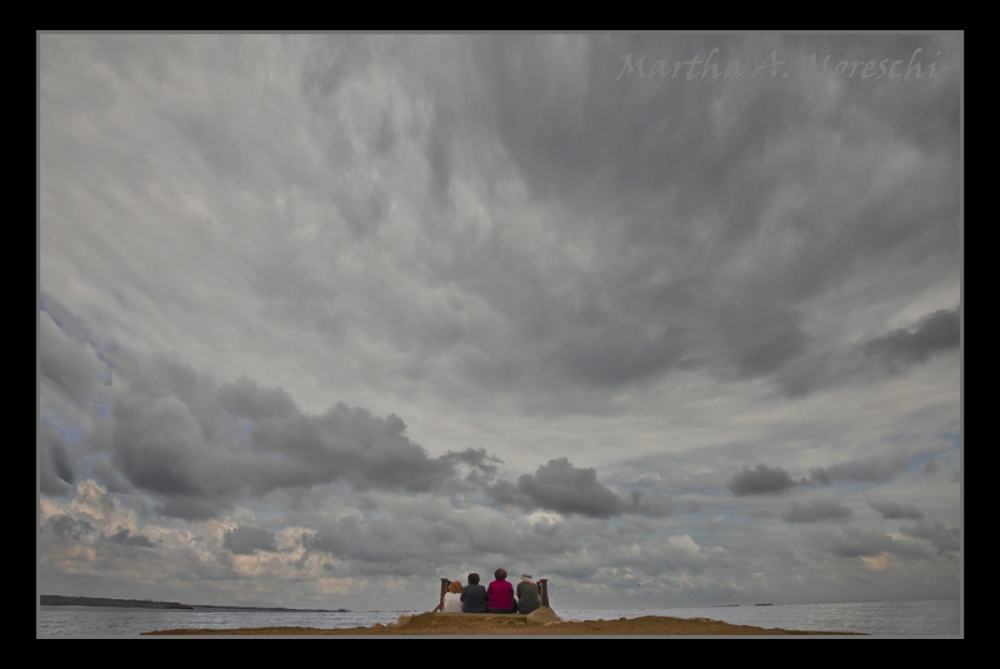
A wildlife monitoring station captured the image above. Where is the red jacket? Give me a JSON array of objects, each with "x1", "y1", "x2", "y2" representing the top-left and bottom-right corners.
[{"x1": 486, "y1": 579, "x2": 515, "y2": 611}]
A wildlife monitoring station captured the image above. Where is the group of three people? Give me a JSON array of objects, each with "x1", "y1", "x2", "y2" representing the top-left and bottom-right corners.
[{"x1": 438, "y1": 569, "x2": 541, "y2": 614}]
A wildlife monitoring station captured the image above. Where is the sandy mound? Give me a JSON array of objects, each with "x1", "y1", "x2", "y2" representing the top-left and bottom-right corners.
[{"x1": 144, "y1": 609, "x2": 861, "y2": 636}]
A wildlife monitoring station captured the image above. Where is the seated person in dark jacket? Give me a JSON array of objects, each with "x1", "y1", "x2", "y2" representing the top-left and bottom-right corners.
[
  {"x1": 460, "y1": 572, "x2": 488, "y2": 613},
  {"x1": 516, "y1": 573, "x2": 541, "y2": 614}
]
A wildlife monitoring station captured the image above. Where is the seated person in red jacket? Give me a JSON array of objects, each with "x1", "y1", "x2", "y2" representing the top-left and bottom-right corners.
[{"x1": 486, "y1": 568, "x2": 516, "y2": 613}]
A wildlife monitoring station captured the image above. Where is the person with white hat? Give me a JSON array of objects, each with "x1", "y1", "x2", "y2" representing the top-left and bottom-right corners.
[{"x1": 516, "y1": 573, "x2": 541, "y2": 614}]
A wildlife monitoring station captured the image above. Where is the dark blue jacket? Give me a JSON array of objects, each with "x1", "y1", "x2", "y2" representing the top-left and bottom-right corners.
[{"x1": 460, "y1": 583, "x2": 488, "y2": 613}]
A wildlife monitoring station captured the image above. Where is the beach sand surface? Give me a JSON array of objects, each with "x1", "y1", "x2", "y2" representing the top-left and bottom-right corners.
[{"x1": 143, "y1": 608, "x2": 862, "y2": 635}]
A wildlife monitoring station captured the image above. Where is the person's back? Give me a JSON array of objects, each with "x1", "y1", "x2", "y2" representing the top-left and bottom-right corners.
[
  {"x1": 487, "y1": 568, "x2": 516, "y2": 613},
  {"x1": 487, "y1": 580, "x2": 514, "y2": 612},
  {"x1": 516, "y1": 577, "x2": 540, "y2": 614},
  {"x1": 443, "y1": 591, "x2": 462, "y2": 612},
  {"x1": 461, "y1": 573, "x2": 488, "y2": 613},
  {"x1": 461, "y1": 584, "x2": 487, "y2": 612}
]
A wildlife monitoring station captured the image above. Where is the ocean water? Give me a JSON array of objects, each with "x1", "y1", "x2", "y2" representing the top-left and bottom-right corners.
[
  {"x1": 38, "y1": 599, "x2": 960, "y2": 637},
  {"x1": 563, "y1": 599, "x2": 961, "y2": 636},
  {"x1": 37, "y1": 606, "x2": 418, "y2": 636}
]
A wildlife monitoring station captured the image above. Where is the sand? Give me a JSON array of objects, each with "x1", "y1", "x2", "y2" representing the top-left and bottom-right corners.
[{"x1": 142, "y1": 608, "x2": 862, "y2": 636}]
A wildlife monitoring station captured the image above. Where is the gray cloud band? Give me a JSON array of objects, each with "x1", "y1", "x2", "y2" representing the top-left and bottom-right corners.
[{"x1": 42, "y1": 334, "x2": 668, "y2": 521}]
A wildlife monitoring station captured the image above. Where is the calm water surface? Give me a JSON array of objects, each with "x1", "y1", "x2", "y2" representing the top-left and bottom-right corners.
[
  {"x1": 39, "y1": 599, "x2": 960, "y2": 636},
  {"x1": 565, "y1": 599, "x2": 960, "y2": 636}
]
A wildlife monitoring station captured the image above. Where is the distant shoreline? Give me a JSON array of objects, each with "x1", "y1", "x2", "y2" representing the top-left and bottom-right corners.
[
  {"x1": 39, "y1": 595, "x2": 349, "y2": 613},
  {"x1": 41, "y1": 596, "x2": 193, "y2": 610}
]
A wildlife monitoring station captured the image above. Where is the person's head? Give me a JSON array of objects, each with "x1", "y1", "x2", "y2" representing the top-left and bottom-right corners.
[
  {"x1": 494, "y1": 568, "x2": 508, "y2": 581},
  {"x1": 468, "y1": 572, "x2": 480, "y2": 585},
  {"x1": 448, "y1": 580, "x2": 463, "y2": 594},
  {"x1": 520, "y1": 573, "x2": 534, "y2": 584}
]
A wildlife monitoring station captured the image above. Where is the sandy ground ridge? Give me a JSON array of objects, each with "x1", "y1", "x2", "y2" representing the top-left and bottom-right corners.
[{"x1": 143, "y1": 608, "x2": 863, "y2": 636}]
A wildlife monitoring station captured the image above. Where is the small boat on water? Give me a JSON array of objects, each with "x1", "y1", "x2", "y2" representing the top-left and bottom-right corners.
[{"x1": 755, "y1": 603, "x2": 773, "y2": 606}]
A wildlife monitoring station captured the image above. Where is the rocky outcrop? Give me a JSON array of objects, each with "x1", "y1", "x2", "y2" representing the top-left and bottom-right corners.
[{"x1": 525, "y1": 606, "x2": 561, "y2": 625}]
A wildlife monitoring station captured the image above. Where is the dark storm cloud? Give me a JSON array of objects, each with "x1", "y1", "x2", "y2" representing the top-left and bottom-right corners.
[
  {"x1": 779, "y1": 500, "x2": 853, "y2": 523},
  {"x1": 550, "y1": 321, "x2": 689, "y2": 388},
  {"x1": 48, "y1": 340, "x2": 682, "y2": 523},
  {"x1": 868, "y1": 500, "x2": 924, "y2": 520},
  {"x1": 440, "y1": 448, "x2": 501, "y2": 474},
  {"x1": 223, "y1": 527, "x2": 278, "y2": 555},
  {"x1": 435, "y1": 34, "x2": 959, "y2": 395},
  {"x1": 899, "y1": 521, "x2": 960, "y2": 554},
  {"x1": 247, "y1": 407, "x2": 457, "y2": 493},
  {"x1": 40, "y1": 426, "x2": 75, "y2": 495},
  {"x1": 196, "y1": 36, "x2": 854, "y2": 400},
  {"x1": 769, "y1": 353, "x2": 845, "y2": 399},
  {"x1": 45, "y1": 514, "x2": 95, "y2": 540},
  {"x1": 863, "y1": 308, "x2": 960, "y2": 371},
  {"x1": 727, "y1": 464, "x2": 796, "y2": 496},
  {"x1": 106, "y1": 354, "x2": 498, "y2": 519},
  {"x1": 107, "y1": 528, "x2": 156, "y2": 548},
  {"x1": 771, "y1": 311, "x2": 959, "y2": 398},
  {"x1": 484, "y1": 459, "x2": 673, "y2": 518},
  {"x1": 721, "y1": 305, "x2": 807, "y2": 379},
  {"x1": 735, "y1": 328, "x2": 806, "y2": 378},
  {"x1": 441, "y1": 448, "x2": 502, "y2": 484},
  {"x1": 217, "y1": 378, "x2": 297, "y2": 420},
  {"x1": 516, "y1": 459, "x2": 627, "y2": 518},
  {"x1": 38, "y1": 35, "x2": 960, "y2": 416},
  {"x1": 734, "y1": 451, "x2": 923, "y2": 489}
]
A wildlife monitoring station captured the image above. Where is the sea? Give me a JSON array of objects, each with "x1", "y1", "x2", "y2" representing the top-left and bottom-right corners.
[{"x1": 38, "y1": 599, "x2": 960, "y2": 636}]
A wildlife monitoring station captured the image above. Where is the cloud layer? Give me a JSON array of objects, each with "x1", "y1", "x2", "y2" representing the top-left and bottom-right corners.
[{"x1": 39, "y1": 34, "x2": 961, "y2": 610}]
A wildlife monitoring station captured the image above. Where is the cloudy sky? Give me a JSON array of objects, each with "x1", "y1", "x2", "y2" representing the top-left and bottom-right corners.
[{"x1": 38, "y1": 33, "x2": 961, "y2": 611}]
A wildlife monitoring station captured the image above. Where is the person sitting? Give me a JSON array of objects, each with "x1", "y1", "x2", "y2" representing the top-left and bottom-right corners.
[
  {"x1": 516, "y1": 573, "x2": 541, "y2": 614},
  {"x1": 460, "y1": 573, "x2": 488, "y2": 613},
  {"x1": 443, "y1": 579, "x2": 463, "y2": 612},
  {"x1": 433, "y1": 579, "x2": 464, "y2": 612},
  {"x1": 486, "y1": 568, "x2": 516, "y2": 613}
]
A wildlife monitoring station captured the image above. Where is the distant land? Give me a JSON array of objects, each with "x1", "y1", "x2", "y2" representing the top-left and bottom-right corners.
[
  {"x1": 40, "y1": 595, "x2": 349, "y2": 612},
  {"x1": 41, "y1": 595, "x2": 194, "y2": 610}
]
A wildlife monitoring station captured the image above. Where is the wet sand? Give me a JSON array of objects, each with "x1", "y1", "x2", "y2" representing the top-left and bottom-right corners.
[{"x1": 143, "y1": 609, "x2": 862, "y2": 636}]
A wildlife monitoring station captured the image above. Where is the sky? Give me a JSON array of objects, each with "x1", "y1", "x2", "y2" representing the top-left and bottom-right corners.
[{"x1": 38, "y1": 33, "x2": 961, "y2": 611}]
